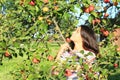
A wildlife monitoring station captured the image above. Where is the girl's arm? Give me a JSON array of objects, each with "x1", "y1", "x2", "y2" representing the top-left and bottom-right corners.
[{"x1": 55, "y1": 43, "x2": 70, "y2": 61}]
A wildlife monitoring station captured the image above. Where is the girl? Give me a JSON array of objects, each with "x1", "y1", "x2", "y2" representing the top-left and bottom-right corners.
[{"x1": 55, "y1": 25, "x2": 99, "y2": 80}]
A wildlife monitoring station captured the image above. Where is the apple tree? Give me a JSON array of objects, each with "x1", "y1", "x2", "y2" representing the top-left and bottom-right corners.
[{"x1": 0, "y1": 0, "x2": 120, "y2": 80}]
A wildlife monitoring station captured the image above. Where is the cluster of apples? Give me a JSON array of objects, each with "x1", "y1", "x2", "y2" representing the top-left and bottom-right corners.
[
  {"x1": 52, "y1": 68, "x2": 73, "y2": 77},
  {"x1": 92, "y1": 18, "x2": 101, "y2": 25},
  {"x1": 100, "y1": 28, "x2": 109, "y2": 37},
  {"x1": 32, "y1": 55, "x2": 54, "y2": 64},
  {"x1": 84, "y1": 5, "x2": 94, "y2": 13}
]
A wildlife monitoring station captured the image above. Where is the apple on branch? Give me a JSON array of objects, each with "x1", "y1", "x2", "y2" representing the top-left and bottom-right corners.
[
  {"x1": 29, "y1": 0, "x2": 35, "y2": 6},
  {"x1": 4, "y1": 50, "x2": 11, "y2": 57},
  {"x1": 104, "y1": 0, "x2": 110, "y2": 3}
]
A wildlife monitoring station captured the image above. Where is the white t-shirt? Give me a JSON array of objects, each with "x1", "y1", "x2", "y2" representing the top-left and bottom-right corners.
[{"x1": 60, "y1": 50, "x2": 96, "y2": 64}]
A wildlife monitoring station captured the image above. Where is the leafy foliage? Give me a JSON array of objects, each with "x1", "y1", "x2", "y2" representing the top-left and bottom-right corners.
[{"x1": 0, "y1": 0, "x2": 120, "y2": 80}]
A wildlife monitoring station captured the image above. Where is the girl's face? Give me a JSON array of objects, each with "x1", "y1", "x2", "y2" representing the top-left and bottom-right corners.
[{"x1": 70, "y1": 27, "x2": 82, "y2": 43}]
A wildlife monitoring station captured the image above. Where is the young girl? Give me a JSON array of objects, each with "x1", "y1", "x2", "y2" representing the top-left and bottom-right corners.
[{"x1": 55, "y1": 25, "x2": 99, "y2": 80}]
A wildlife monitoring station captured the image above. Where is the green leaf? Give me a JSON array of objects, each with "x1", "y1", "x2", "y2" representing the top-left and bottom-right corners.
[
  {"x1": 88, "y1": 15, "x2": 94, "y2": 23},
  {"x1": 91, "y1": 11, "x2": 98, "y2": 17},
  {"x1": 83, "y1": 63, "x2": 89, "y2": 70},
  {"x1": 80, "y1": 50, "x2": 84, "y2": 54}
]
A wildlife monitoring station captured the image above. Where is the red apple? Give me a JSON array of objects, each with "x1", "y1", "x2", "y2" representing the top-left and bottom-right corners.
[
  {"x1": 43, "y1": 0, "x2": 49, "y2": 3},
  {"x1": 113, "y1": 2, "x2": 118, "y2": 6},
  {"x1": 32, "y1": 58, "x2": 40, "y2": 64},
  {"x1": 29, "y1": 0, "x2": 35, "y2": 6},
  {"x1": 84, "y1": 7, "x2": 90, "y2": 13},
  {"x1": 104, "y1": 0, "x2": 110, "y2": 3},
  {"x1": 104, "y1": 13, "x2": 109, "y2": 17},
  {"x1": 89, "y1": 5, "x2": 94, "y2": 12},
  {"x1": 95, "y1": 19, "x2": 101, "y2": 23},
  {"x1": 92, "y1": 19, "x2": 101, "y2": 25},
  {"x1": 64, "y1": 69, "x2": 72, "y2": 77},
  {"x1": 47, "y1": 55, "x2": 54, "y2": 61},
  {"x1": 4, "y1": 51, "x2": 11, "y2": 57},
  {"x1": 103, "y1": 30, "x2": 109, "y2": 36},
  {"x1": 114, "y1": 63, "x2": 118, "y2": 68}
]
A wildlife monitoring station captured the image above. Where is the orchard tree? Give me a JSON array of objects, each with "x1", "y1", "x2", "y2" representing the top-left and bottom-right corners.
[{"x1": 0, "y1": 0, "x2": 120, "y2": 80}]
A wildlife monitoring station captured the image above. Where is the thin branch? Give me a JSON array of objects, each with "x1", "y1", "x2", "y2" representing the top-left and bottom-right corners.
[
  {"x1": 52, "y1": 17, "x2": 72, "y2": 51},
  {"x1": 52, "y1": 17, "x2": 66, "y2": 43}
]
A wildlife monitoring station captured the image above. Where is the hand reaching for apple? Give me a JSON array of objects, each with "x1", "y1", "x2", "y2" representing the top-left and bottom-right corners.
[{"x1": 55, "y1": 42, "x2": 72, "y2": 60}]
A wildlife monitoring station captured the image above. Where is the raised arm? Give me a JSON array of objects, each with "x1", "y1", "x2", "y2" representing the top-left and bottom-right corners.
[{"x1": 55, "y1": 43, "x2": 70, "y2": 61}]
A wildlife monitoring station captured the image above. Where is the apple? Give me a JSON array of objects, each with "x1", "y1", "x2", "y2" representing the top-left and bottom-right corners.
[
  {"x1": 43, "y1": 0, "x2": 49, "y2": 3},
  {"x1": 100, "y1": 28, "x2": 109, "y2": 37},
  {"x1": 84, "y1": 7, "x2": 90, "y2": 13},
  {"x1": 47, "y1": 55, "x2": 54, "y2": 61},
  {"x1": 114, "y1": 63, "x2": 118, "y2": 68},
  {"x1": 104, "y1": 13, "x2": 109, "y2": 17},
  {"x1": 42, "y1": 7, "x2": 49, "y2": 12},
  {"x1": 64, "y1": 69, "x2": 72, "y2": 77},
  {"x1": 104, "y1": 0, "x2": 110, "y2": 3},
  {"x1": 29, "y1": 0, "x2": 35, "y2": 6},
  {"x1": 95, "y1": 19, "x2": 101, "y2": 23},
  {"x1": 92, "y1": 19, "x2": 100, "y2": 24},
  {"x1": 113, "y1": 2, "x2": 118, "y2": 6},
  {"x1": 89, "y1": 5, "x2": 94, "y2": 12},
  {"x1": 84, "y1": 5, "x2": 94, "y2": 13},
  {"x1": 32, "y1": 58, "x2": 40, "y2": 64},
  {"x1": 4, "y1": 51, "x2": 11, "y2": 57},
  {"x1": 102, "y1": 30, "x2": 109, "y2": 37}
]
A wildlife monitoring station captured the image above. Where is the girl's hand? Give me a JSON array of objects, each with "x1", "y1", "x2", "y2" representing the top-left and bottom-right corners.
[
  {"x1": 60, "y1": 43, "x2": 70, "y2": 51},
  {"x1": 55, "y1": 43, "x2": 70, "y2": 60}
]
